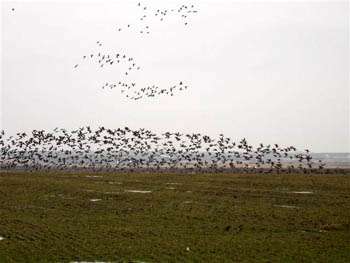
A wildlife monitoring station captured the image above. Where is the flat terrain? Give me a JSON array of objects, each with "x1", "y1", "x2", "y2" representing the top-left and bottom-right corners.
[{"x1": 0, "y1": 172, "x2": 349, "y2": 262}]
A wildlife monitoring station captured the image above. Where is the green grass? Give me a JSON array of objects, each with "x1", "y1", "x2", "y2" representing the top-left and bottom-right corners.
[{"x1": 0, "y1": 172, "x2": 349, "y2": 262}]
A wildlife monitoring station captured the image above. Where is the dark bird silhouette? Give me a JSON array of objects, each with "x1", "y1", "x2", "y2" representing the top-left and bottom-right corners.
[{"x1": 0, "y1": 126, "x2": 325, "y2": 174}]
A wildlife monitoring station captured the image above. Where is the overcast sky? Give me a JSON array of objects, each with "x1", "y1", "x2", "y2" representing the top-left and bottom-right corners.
[{"x1": 1, "y1": 0, "x2": 349, "y2": 152}]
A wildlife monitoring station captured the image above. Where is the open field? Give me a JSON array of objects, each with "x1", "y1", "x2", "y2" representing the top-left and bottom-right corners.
[{"x1": 0, "y1": 172, "x2": 349, "y2": 262}]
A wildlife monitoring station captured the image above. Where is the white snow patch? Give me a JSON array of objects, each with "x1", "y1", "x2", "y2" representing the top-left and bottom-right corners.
[
  {"x1": 289, "y1": 191, "x2": 313, "y2": 194},
  {"x1": 166, "y1": 182, "x2": 181, "y2": 185},
  {"x1": 86, "y1": 176, "x2": 102, "y2": 178},
  {"x1": 166, "y1": 187, "x2": 176, "y2": 190},
  {"x1": 274, "y1": 205, "x2": 299, "y2": 209},
  {"x1": 125, "y1": 190, "x2": 152, "y2": 194},
  {"x1": 0, "y1": 237, "x2": 4, "y2": 241},
  {"x1": 90, "y1": 199, "x2": 102, "y2": 202}
]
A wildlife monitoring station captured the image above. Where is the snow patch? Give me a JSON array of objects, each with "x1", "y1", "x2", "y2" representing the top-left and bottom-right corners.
[
  {"x1": 108, "y1": 182, "x2": 122, "y2": 185},
  {"x1": 125, "y1": 190, "x2": 152, "y2": 194},
  {"x1": 274, "y1": 205, "x2": 299, "y2": 209}
]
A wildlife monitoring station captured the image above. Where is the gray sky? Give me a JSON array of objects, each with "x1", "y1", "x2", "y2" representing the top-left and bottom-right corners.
[{"x1": 1, "y1": 0, "x2": 349, "y2": 152}]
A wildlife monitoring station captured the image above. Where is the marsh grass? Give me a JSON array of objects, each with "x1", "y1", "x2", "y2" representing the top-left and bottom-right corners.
[{"x1": 0, "y1": 172, "x2": 349, "y2": 262}]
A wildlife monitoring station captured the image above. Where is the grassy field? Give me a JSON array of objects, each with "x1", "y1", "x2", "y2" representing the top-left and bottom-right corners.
[{"x1": 0, "y1": 171, "x2": 349, "y2": 262}]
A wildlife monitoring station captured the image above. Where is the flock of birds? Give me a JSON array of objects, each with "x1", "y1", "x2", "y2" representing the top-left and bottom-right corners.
[
  {"x1": 73, "y1": 2, "x2": 198, "y2": 101},
  {"x1": 101, "y1": 80, "x2": 188, "y2": 100},
  {"x1": 117, "y1": 2, "x2": 199, "y2": 33},
  {"x1": 0, "y1": 127, "x2": 327, "y2": 173},
  {"x1": 74, "y1": 45, "x2": 141, "y2": 76},
  {"x1": 6, "y1": 4, "x2": 329, "y2": 174}
]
